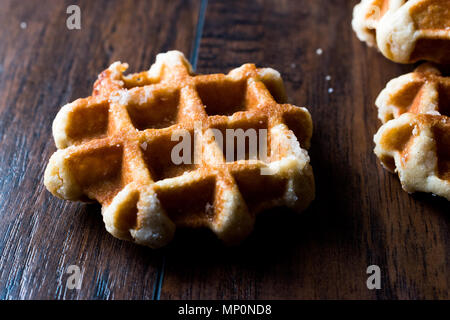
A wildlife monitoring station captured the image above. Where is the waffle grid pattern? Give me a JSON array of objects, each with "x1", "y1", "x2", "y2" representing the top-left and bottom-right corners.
[
  {"x1": 352, "y1": 0, "x2": 450, "y2": 63},
  {"x1": 374, "y1": 63, "x2": 450, "y2": 200},
  {"x1": 44, "y1": 51, "x2": 315, "y2": 248}
]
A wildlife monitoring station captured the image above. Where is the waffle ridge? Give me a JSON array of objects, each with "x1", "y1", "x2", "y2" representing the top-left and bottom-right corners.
[
  {"x1": 374, "y1": 63, "x2": 450, "y2": 200},
  {"x1": 44, "y1": 51, "x2": 315, "y2": 248},
  {"x1": 352, "y1": 0, "x2": 450, "y2": 63}
]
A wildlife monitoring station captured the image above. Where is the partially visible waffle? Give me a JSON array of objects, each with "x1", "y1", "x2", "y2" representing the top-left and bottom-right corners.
[
  {"x1": 352, "y1": 0, "x2": 450, "y2": 64},
  {"x1": 374, "y1": 63, "x2": 450, "y2": 200},
  {"x1": 44, "y1": 51, "x2": 315, "y2": 248}
]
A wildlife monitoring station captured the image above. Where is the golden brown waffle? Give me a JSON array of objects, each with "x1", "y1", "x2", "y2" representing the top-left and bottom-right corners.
[
  {"x1": 44, "y1": 51, "x2": 315, "y2": 248},
  {"x1": 374, "y1": 63, "x2": 450, "y2": 200},
  {"x1": 352, "y1": 0, "x2": 450, "y2": 64}
]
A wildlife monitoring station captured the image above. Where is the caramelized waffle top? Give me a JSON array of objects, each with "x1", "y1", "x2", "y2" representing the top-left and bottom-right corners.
[
  {"x1": 374, "y1": 63, "x2": 450, "y2": 200},
  {"x1": 44, "y1": 51, "x2": 315, "y2": 248},
  {"x1": 352, "y1": 0, "x2": 450, "y2": 63}
]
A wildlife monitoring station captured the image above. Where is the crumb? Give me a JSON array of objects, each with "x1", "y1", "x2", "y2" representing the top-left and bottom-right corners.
[
  {"x1": 290, "y1": 63, "x2": 296, "y2": 69},
  {"x1": 205, "y1": 202, "x2": 214, "y2": 215},
  {"x1": 328, "y1": 88, "x2": 334, "y2": 94},
  {"x1": 325, "y1": 75, "x2": 331, "y2": 81},
  {"x1": 316, "y1": 48, "x2": 323, "y2": 55},
  {"x1": 20, "y1": 22, "x2": 27, "y2": 29},
  {"x1": 140, "y1": 142, "x2": 148, "y2": 150}
]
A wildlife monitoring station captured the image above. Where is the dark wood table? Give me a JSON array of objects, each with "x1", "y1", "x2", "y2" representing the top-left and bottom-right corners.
[{"x1": 0, "y1": 0, "x2": 448, "y2": 300}]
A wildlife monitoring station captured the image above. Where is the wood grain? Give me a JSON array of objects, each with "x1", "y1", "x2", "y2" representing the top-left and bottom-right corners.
[
  {"x1": 0, "y1": 0, "x2": 200, "y2": 299},
  {"x1": 0, "y1": 0, "x2": 448, "y2": 300},
  {"x1": 158, "y1": 0, "x2": 449, "y2": 299}
]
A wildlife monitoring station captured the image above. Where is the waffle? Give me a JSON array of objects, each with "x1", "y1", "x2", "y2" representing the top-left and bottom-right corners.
[
  {"x1": 44, "y1": 51, "x2": 315, "y2": 248},
  {"x1": 352, "y1": 0, "x2": 450, "y2": 64},
  {"x1": 374, "y1": 63, "x2": 450, "y2": 200}
]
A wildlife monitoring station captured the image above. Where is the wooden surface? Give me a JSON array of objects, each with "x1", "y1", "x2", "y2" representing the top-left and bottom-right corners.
[{"x1": 0, "y1": 0, "x2": 448, "y2": 300}]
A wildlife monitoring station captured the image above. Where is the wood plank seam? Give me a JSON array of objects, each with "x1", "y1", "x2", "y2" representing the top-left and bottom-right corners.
[{"x1": 152, "y1": 0, "x2": 209, "y2": 301}]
